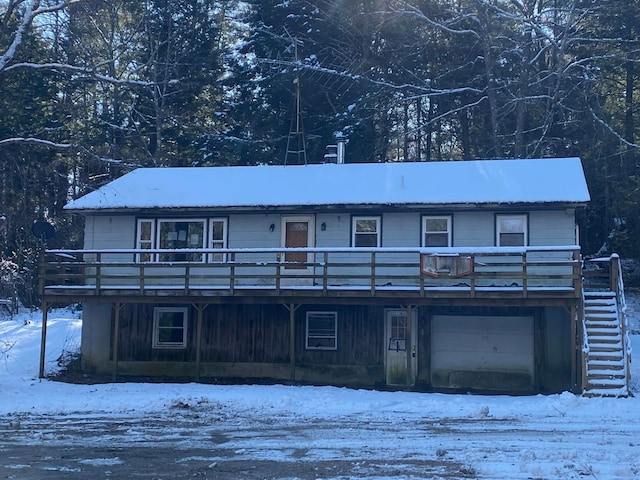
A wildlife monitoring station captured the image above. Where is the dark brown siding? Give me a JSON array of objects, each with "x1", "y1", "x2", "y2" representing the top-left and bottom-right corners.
[
  {"x1": 113, "y1": 303, "x2": 385, "y2": 371},
  {"x1": 201, "y1": 304, "x2": 290, "y2": 363}
]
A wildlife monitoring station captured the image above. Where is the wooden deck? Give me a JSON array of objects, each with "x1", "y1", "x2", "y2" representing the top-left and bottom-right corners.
[{"x1": 40, "y1": 246, "x2": 583, "y2": 304}]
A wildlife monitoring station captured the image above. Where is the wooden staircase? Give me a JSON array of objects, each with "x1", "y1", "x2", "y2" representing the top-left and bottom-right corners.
[{"x1": 583, "y1": 291, "x2": 629, "y2": 397}]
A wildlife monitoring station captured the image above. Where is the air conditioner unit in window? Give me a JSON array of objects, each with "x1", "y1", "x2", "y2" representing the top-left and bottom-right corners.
[{"x1": 421, "y1": 254, "x2": 473, "y2": 278}]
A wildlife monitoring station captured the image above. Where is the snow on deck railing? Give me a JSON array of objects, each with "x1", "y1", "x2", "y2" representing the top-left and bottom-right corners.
[{"x1": 45, "y1": 245, "x2": 582, "y2": 256}]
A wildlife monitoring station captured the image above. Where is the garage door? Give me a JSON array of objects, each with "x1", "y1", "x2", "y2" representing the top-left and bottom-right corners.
[{"x1": 431, "y1": 315, "x2": 534, "y2": 392}]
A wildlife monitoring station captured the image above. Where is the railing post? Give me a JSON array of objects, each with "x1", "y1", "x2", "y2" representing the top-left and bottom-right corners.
[
  {"x1": 38, "y1": 251, "x2": 45, "y2": 298},
  {"x1": 370, "y1": 251, "x2": 376, "y2": 296},
  {"x1": 95, "y1": 252, "x2": 102, "y2": 294},
  {"x1": 229, "y1": 252, "x2": 235, "y2": 295},
  {"x1": 323, "y1": 251, "x2": 328, "y2": 296},
  {"x1": 469, "y1": 254, "x2": 476, "y2": 298},
  {"x1": 184, "y1": 263, "x2": 190, "y2": 296},
  {"x1": 610, "y1": 254, "x2": 620, "y2": 296},
  {"x1": 275, "y1": 252, "x2": 281, "y2": 295},
  {"x1": 139, "y1": 263, "x2": 145, "y2": 294},
  {"x1": 522, "y1": 251, "x2": 528, "y2": 297},
  {"x1": 573, "y1": 249, "x2": 581, "y2": 296}
]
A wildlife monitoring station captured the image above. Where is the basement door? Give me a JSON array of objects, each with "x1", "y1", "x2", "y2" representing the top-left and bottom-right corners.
[
  {"x1": 280, "y1": 215, "x2": 315, "y2": 277},
  {"x1": 384, "y1": 308, "x2": 418, "y2": 387},
  {"x1": 430, "y1": 315, "x2": 535, "y2": 392}
]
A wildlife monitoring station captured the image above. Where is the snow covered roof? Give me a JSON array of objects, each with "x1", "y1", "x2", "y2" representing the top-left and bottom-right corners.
[{"x1": 64, "y1": 158, "x2": 590, "y2": 212}]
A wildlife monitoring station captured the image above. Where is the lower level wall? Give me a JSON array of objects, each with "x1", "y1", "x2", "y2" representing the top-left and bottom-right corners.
[{"x1": 79, "y1": 300, "x2": 576, "y2": 394}]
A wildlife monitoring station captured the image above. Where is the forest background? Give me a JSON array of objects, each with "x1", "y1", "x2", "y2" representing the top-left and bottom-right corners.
[{"x1": 1, "y1": 0, "x2": 639, "y2": 305}]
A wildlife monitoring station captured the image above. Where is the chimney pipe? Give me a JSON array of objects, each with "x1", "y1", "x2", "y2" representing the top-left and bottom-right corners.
[{"x1": 336, "y1": 134, "x2": 347, "y2": 164}]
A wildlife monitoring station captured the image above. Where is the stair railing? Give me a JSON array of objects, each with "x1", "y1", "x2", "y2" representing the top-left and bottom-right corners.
[
  {"x1": 610, "y1": 254, "x2": 631, "y2": 395},
  {"x1": 580, "y1": 288, "x2": 589, "y2": 394}
]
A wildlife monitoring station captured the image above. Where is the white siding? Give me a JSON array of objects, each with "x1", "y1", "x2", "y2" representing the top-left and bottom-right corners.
[
  {"x1": 382, "y1": 213, "x2": 420, "y2": 247},
  {"x1": 315, "y1": 214, "x2": 348, "y2": 247},
  {"x1": 84, "y1": 215, "x2": 136, "y2": 249},
  {"x1": 82, "y1": 209, "x2": 578, "y2": 252},
  {"x1": 451, "y1": 212, "x2": 494, "y2": 247},
  {"x1": 529, "y1": 210, "x2": 576, "y2": 245},
  {"x1": 228, "y1": 214, "x2": 281, "y2": 249}
]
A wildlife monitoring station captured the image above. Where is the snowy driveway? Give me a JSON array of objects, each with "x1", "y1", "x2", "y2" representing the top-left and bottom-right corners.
[
  {"x1": 3, "y1": 311, "x2": 640, "y2": 479},
  {"x1": 1, "y1": 388, "x2": 639, "y2": 480}
]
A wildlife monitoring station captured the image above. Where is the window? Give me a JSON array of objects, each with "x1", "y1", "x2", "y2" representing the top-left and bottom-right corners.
[
  {"x1": 136, "y1": 218, "x2": 228, "y2": 263},
  {"x1": 306, "y1": 312, "x2": 337, "y2": 350},
  {"x1": 209, "y1": 218, "x2": 228, "y2": 262},
  {"x1": 352, "y1": 216, "x2": 381, "y2": 247},
  {"x1": 422, "y1": 216, "x2": 452, "y2": 247},
  {"x1": 388, "y1": 311, "x2": 407, "y2": 351},
  {"x1": 136, "y1": 219, "x2": 155, "y2": 262},
  {"x1": 496, "y1": 214, "x2": 527, "y2": 246},
  {"x1": 153, "y1": 307, "x2": 188, "y2": 349},
  {"x1": 158, "y1": 219, "x2": 206, "y2": 262}
]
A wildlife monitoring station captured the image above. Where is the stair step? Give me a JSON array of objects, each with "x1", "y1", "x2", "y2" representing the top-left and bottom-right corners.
[
  {"x1": 585, "y1": 309, "x2": 618, "y2": 314},
  {"x1": 589, "y1": 343, "x2": 623, "y2": 351},
  {"x1": 587, "y1": 379, "x2": 627, "y2": 388},
  {"x1": 587, "y1": 372, "x2": 626, "y2": 379},
  {"x1": 585, "y1": 314, "x2": 619, "y2": 321},
  {"x1": 585, "y1": 323, "x2": 620, "y2": 330},
  {"x1": 584, "y1": 291, "x2": 616, "y2": 297},
  {"x1": 587, "y1": 328, "x2": 621, "y2": 334},
  {"x1": 584, "y1": 298, "x2": 616, "y2": 304},
  {"x1": 584, "y1": 389, "x2": 629, "y2": 398},
  {"x1": 587, "y1": 360, "x2": 626, "y2": 372},
  {"x1": 588, "y1": 348, "x2": 624, "y2": 354},
  {"x1": 587, "y1": 335, "x2": 622, "y2": 342}
]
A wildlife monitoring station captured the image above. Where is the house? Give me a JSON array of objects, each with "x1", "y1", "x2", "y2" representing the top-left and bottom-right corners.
[{"x1": 39, "y1": 158, "x2": 631, "y2": 396}]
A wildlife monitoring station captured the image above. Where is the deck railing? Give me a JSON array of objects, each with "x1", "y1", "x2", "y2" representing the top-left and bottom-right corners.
[{"x1": 40, "y1": 246, "x2": 582, "y2": 299}]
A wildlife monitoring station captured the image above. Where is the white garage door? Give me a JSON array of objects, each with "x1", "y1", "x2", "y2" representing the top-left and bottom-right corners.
[{"x1": 431, "y1": 315, "x2": 534, "y2": 392}]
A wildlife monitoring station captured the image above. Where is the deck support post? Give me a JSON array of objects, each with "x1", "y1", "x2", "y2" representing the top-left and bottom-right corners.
[
  {"x1": 405, "y1": 304, "x2": 415, "y2": 387},
  {"x1": 112, "y1": 302, "x2": 121, "y2": 382},
  {"x1": 284, "y1": 303, "x2": 300, "y2": 382},
  {"x1": 38, "y1": 300, "x2": 49, "y2": 378},
  {"x1": 570, "y1": 303, "x2": 578, "y2": 392},
  {"x1": 194, "y1": 304, "x2": 206, "y2": 382}
]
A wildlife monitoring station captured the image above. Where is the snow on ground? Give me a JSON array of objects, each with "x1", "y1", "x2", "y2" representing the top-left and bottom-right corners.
[{"x1": 1, "y1": 298, "x2": 640, "y2": 479}]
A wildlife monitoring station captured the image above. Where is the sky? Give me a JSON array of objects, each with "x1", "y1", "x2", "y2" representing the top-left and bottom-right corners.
[{"x1": 1, "y1": 296, "x2": 639, "y2": 479}]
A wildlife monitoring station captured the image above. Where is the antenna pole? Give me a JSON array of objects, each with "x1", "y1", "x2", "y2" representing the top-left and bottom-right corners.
[{"x1": 284, "y1": 39, "x2": 307, "y2": 165}]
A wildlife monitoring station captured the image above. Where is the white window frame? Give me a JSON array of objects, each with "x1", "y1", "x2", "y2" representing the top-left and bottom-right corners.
[
  {"x1": 136, "y1": 219, "x2": 156, "y2": 262},
  {"x1": 422, "y1": 215, "x2": 452, "y2": 247},
  {"x1": 352, "y1": 216, "x2": 381, "y2": 247},
  {"x1": 152, "y1": 306, "x2": 188, "y2": 349},
  {"x1": 496, "y1": 214, "x2": 528, "y2": 246},
  {"x1": 209, "y1": 218, "x2": 228, "y2": 262},
  {"x1": 136, "y1": 218, "x2": 229, "y2": 263},
  {"x1": 305, "y1": 311, "x2": 338, "y2": 350}
]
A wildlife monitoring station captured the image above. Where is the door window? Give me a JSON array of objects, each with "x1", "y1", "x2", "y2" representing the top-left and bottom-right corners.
[{"x1": 388, "y1": 312, "x2": 407, "y2": 351}]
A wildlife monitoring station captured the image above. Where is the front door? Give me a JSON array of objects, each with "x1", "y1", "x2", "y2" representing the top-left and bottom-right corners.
[
  {"x1": 281, "y1": 215, "x2": 315, "y2": 276},
  {"x1": 384, "y1": 308, "x2": 418, "y2": 387}
]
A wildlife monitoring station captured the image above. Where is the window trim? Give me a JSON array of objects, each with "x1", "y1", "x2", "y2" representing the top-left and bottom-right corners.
[
  {"x1": 208, "y1": 217, "x2": 229, "y2": 263},
  {"x1": 305, "y1": 311, "x2": 338, "y2": 351},
  {"x1": 421, "y1": 215, "x2": 452, "y2": 247},
  {"x1": 136, "y1": 219, "x2": 156, "y2": 262},
  {"x1": 351, "y1": 215, "x2": 381, "y2": 248},
  {"x1": 152, "y1": 306, "x2": 188, "y2": 349},
  {"x1": 495, "y1": 214, "x2": 528, "y2": 247}
]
